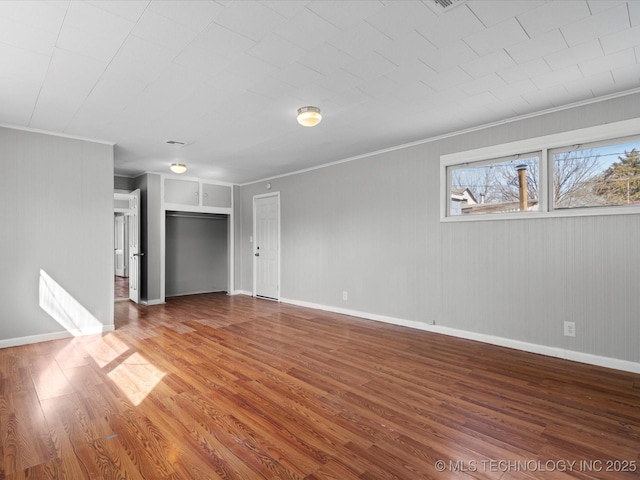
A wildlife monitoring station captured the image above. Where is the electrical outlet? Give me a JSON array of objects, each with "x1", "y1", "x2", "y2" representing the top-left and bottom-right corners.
[
  {"x1": 564, "y1": 321, "x2": 576, "y2": 337},
  {"x1": 342, "y1": 291, "x2": 348, "y2": 301}
]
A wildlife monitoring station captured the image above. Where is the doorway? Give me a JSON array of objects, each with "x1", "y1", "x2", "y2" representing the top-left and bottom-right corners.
[
  {"x1": 114, "y1": 190, "x2": 141, "y2": 303},
  {"x1": 114, "y1": 212, "x2": 129, "y2": 301},
  {"x1": 253, "y1": 192, "x2": 280, "y2": 300}
]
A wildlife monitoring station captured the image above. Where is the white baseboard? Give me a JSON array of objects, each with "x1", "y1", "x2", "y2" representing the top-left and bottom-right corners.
[
  {"x1": 0, "y1": 324, "x2": 115, "y2": 349},
  {"x1": 166, "y1": 289, "x2": 227, "y2": 298},
  {"x1": 142, "y1": 299, "x2": 165, "y2": 306},
  {"x1": 232, "y1": 290, "x2": 252, "y2": 296},
  {"x1": 280, "y1": 297, "x2": 640, "y2": 375}
]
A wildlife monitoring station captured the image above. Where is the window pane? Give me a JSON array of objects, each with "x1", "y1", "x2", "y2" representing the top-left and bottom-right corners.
[
  {"x1": 448, "y1": 154, "x2": 540, "y2": 216},
  {"x1": 552, "y1": 138, "x2": 640, "y2": 209}
]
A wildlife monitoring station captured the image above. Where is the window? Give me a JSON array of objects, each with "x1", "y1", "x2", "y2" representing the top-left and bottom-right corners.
[
  {"x1": 449, "y1": 153, "x2": 540, "y2": 216},
  {"x1": 440, "y1": 118, "x2": 640, "y2": 221},
  {"x1": 551, "y1": 136, "x2": 640, "y2": 210}
]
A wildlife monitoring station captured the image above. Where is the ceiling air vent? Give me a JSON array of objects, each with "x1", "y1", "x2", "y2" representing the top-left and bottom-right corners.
[{"x1": 428, "y1": 0, "x2": 467, "y2": 14}]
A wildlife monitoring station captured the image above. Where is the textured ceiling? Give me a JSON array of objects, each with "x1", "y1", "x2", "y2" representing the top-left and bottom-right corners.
[{"x1": 2, "y1": 0, "x2": 640, "y2": 184}]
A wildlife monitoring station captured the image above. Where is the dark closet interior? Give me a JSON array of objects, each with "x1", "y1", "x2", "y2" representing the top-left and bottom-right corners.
[{"x1": 165, "y1": 211, "x2": 228, "y2": 297}]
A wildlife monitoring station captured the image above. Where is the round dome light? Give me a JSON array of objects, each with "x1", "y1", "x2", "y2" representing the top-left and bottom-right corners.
[
  {"x1": 170, "y1": 163, "x2": 187, "y2": 174},
  {"x1": 297, "y1": 106, "x2": 322, "y2": 127}
]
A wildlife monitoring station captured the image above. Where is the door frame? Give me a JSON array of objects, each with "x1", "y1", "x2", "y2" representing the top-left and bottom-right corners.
[
  {"x1": 128, "y1": 188, "x2": 141, "y2": 304},
  {"x1": 114, "y1": 192, "x2": 135, "y2": 303},
  {"x1": 252, "y1": 192, "x2": 281, "y2": 300},
  {"x1": 114, "y1": 213, "x2": 128, "y2": 277}
]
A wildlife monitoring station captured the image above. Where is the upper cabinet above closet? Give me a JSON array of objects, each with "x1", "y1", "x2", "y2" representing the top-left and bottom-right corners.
[
  {"x1": 202, "y1": 183, "x2": 232, "y2": 208},
  {"x1": 164, "y1": 178, "x2": 232, "y2": 211},
  {"x1": 165, "y1": 179, "x2": 199, "y2": 205}
]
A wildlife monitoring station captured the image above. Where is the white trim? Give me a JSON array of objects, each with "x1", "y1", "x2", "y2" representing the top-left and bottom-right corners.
[
  {"x1": 150, "y1": 173, "x2": 235, "y2": 188},
  {"x1": 232, "y1": 289, "x2": 252, "y2": 296},
  {"x1": 0, "y1": 325, "x2": 116, "y2": 349},
  {"x1": 110, "y1": 194, "x2": 116, "y2": 321},
  {"x1": 160, "y1": 177, "x2": 166, "y2": 303},
  {"x1": 228, "y1": 205, "x2": 235, "y2": 298},
  {"x1": 440, "y1": 117, "x2": 640, "y2": 222},
  {"x1": 279, "y1": 297, "x2": 640, "y2": 374},
  {"x1": 252, "y1": 192, "x2": 281, "y2": 300},
  {"x1": 141, "y1": 299, "x2": 165, "y2": 306},
  {"x1": 241, "y1": 88, "x2": 640, "y2": 187},
  {"x1": 166, "y1": 289, "x2": 227, "y2": 297},
  {"x1": 163, "y1": 203, "x2": 232, "y2": 215},
  {"x1": 0, "y1": 122, "x2": 114, "y2": 146},
  {"x1": 441, "y1": 118, "x2": 640, "y2": 166}
]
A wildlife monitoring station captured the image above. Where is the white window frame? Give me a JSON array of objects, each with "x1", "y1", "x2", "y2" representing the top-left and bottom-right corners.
[
  {"x1": 441, "y1": 118, "x2": 640, "y2": 222},
  {"x1": 447, "y1": 151, "x2": 543, "y2": 217},
  {"x1": 549, "y1": 133, "x2": 640, "y2": 211}
]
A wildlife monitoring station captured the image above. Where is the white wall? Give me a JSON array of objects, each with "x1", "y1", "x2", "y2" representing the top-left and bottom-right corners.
[
  {"x1": 236, "y1": 92, "x2": 640, "y2": 371},
  {"x1": 0, "y1": 127, "x2": 114, "y2": 345}
]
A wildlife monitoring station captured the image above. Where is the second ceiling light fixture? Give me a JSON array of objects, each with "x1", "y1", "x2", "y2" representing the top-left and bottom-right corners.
[{"x1": 297, "y1": 106, "x2": 322, "y2": 127}]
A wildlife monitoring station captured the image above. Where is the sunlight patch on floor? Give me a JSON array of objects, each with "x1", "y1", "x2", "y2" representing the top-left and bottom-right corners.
[
  {"x1": 84, "y1": 333, "x2": 131, "y2": 368},
  {"x1": 37, "y1": 269, "x2": 167, "y2": 407},
  {"x1": 32, "y1": 342, "x2": 78, "y2": 399},
  {"x1": 107, "y1": 352, "x2": 165, "y2": 406}
]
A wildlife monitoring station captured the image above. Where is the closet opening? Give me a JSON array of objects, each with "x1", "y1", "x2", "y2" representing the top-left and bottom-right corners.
[{"x1": 165, "y1": 211, "x2": 229, "y2": 297}]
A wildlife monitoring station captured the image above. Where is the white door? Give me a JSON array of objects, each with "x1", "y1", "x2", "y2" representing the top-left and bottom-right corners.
[
  {"x1": 114, "y1": 215, "x2": 126, "y2": 276},
  {"x1": 253, "y1": 193, "x2": 280, "y2": 300},
  {"x1": 128, "y1": 189, "x2": 141, "y2": 304}
]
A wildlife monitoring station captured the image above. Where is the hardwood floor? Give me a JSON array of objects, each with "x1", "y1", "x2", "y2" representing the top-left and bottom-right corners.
[
  {"x1": 114, "y1": 276, "x2": 129, "y2": 300},
  {"x1": 0, "y1": 293, "x2": 638, "y2": 479}
]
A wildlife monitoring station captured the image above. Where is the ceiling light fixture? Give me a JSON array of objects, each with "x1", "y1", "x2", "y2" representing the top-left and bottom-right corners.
[
  {"x1": 297, "y1": 106, "x2": 322, "y2": 127},
  {"x1": 170, "y1": 163, "x2": 187, "y2": 174}
]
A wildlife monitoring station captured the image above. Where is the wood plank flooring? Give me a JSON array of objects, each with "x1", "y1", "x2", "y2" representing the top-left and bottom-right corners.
[
  {"x1": 0, "y1": 292, "x2": 639, "y2": 479},
  {"x1": 114, "y1": 276, "x2": 129, "y2": 300}
]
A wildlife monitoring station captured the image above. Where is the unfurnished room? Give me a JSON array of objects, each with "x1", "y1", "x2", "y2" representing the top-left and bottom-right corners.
[{"x1": 0, "y1": 1, "x2": 639, "y2": 478}]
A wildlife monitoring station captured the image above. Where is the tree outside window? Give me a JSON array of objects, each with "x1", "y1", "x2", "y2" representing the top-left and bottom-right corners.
[
  {"x1": 449, "y1": 154, "x2": 540, "y2": 215},
  {"x1": 448, "y1": 136, "x2": 640, "y2": 217},
  {"x1": 552, "y1": 141, "x2": 640, "y2": 210}
]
